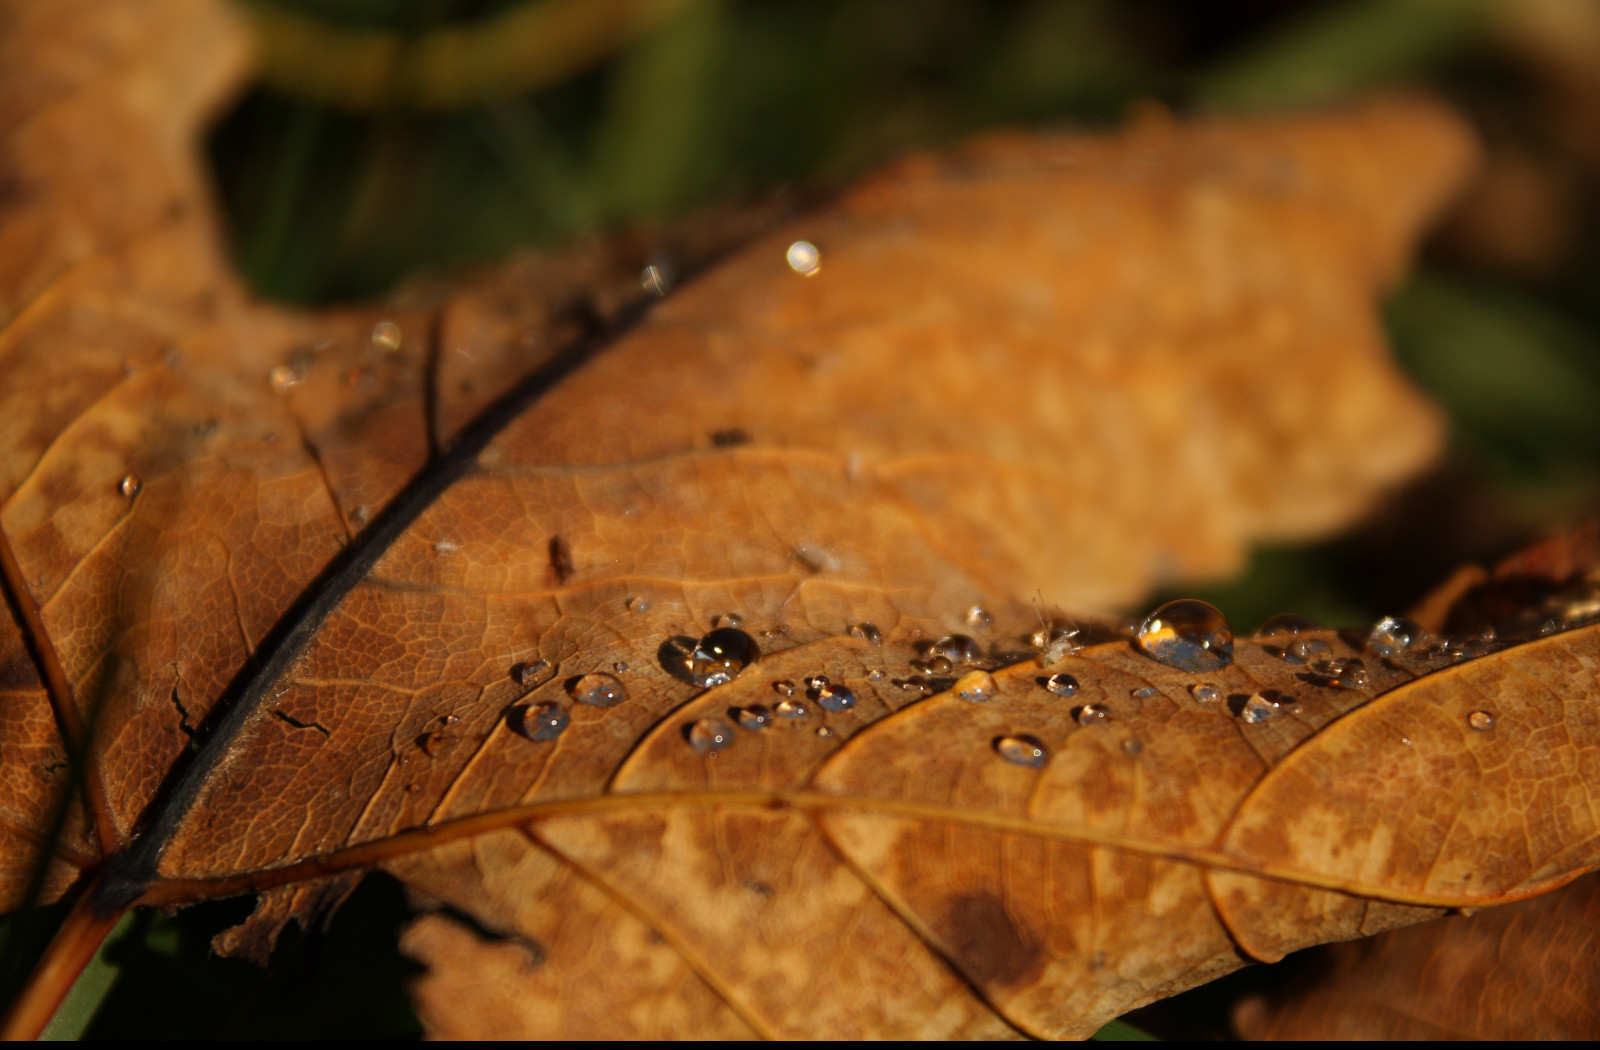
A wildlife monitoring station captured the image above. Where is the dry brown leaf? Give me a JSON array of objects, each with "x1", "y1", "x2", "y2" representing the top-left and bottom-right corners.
[{"x1": 20, "y1": 0, "x2": 1600, "y2": 1041}]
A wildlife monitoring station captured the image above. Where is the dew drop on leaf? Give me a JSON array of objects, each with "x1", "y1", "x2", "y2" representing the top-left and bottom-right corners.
[
  {"x1": 513, "y1": 701, "x2": 569, "y2": 742},
  {"x1": 626, "y1": 596, "x2": 651, "y2": 613},
  {"x1": 1043, "y1": 673, "x2": 1079, "y2": 697},
  {"x1": 1075, "y1": 704, "x2": 1111, "y2": 726},
  {"x1": 736, "y1": 705, "x2": 772, "y2": 731},
  {"x1": 571, "y1": 672, "x2": 627, "y2": 708},
  {"x1": 117, "y1": 474, "x2": 141, "y2": 499},
  {"x1": 954, "y1": 670, "x2": 997, "y2": 703},
  {"x1": 691, "y1": 628, "x2": 760, "y2": 687},
  {"x1": 712, "y1": 612, "x2": 744, "y2": 629},
  {"x1": 929, "y1": 634, "x2": 982, "y2": 665},
  {"x1": 1367, "y1": 616, "x2": 1426, "y2": 656},
  {"x1": 1240, "y1": 692, "x2": 1284, "y2": 723},
  {"x1": 1468, "y1": 710, "x2": 1497, "y2": 731},
  {"x1": 1135, "y1": 599, "x2": 1233, "y2": 672},
  {"x1": 1130, "y1": 686, "x2": 1158, "y2": 699},
  {"x1": 924, "y1": 655, "x2": 953, "y2": 674},
  {"x1": 1189, "y1": 683, "x2": 1221, "y2": 703},
  {"x1": 994, "y1": 735, "x2": 1048, "y2": 768},
  {"x1": 1252, "y1": 612, "x2": 1321, "y2": 639},
  {"x1": 512, "y1": 659, "x2": 551, "y2": 687},
  {"x1": 1310, "y1": 657, "x2": 1369, "y2": 690},
  {"x1": 1285, "y1": 638, "x2": 1332, "y2": 664},
  {"x1": 772, "y1": 680, "x2": 795, "y2": 697},
  {"x1": 371, "y1": 320, "x2": 402, "y2": 352},
  {"x1": 775, "y1": 698, "x2": 808, "y2": 719},
  {"x1": 965, "y1": 605, "x2": 992, "y2": 630},
  {"x1": 686, "y1": 718, "x2": 735, "y2": 754},
  {"x1": 786, "y1": 240, "x2": 820, "y2": 275},
  {"x1": 848, "y1": 622, "x2": 883, "y2": 646},
  {"x1": 808, "y1": 679, "x2": 857, "y2": 712},
  {"x1": 640, "y1": 264, "x2": 670, "y2": 297},
  {"x1": 267, "y1": 364, "x2": 301, "y2": 394}
]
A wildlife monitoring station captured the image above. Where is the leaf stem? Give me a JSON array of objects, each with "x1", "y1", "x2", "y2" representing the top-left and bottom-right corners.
[{"x1": 0, "y1": 888, "x2": 123, "y2": 1041}]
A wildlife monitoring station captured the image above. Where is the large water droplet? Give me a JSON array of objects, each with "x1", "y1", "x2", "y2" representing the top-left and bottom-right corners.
[
  {"x1": 954, "y1": 670, "x2": 996, "y2": 703},
  {"x1": 514, "y1": 701, "x2": 569, "y2": 742},
  {"x1": 571, "y1": 672, "x2": 626, "y2": 708},
  {"x1": 1468, "y1": 710, "x2": 1496, "y2": 732},
  {"x1": 1043, "y1": 673, "x2": 1079, "y2": 697},
  {"x1": 786, "y1": 240, "x2": 821, "y2": 275},
  {"x1": 775, "y1": 697, "x2": 808, "y2": 719},
  {"x1": 849, "y1": 622, "x2": 883, "y2": 646},
  {"x1": 686, "y1": 718, "x2": 735, "y2": 754},
  {"x1": 1309, "y1": 657, "x2": 1368, "y2": 690},
  {"x1": 371, "y1": 321, "x2": 402, "y2": 352},
  {"x1": 117, "y1": 474, "x2": 142, "y2": 499},
  {"x1": 736, "y1": 705, "x2": 772, "y2": 731},
  {"x1": 1284, "y1": 638, "x2": 1332, "y2": 665},
  {"x1": 1239, "y1": 692, "x2": 1284, "y2": 724},
  {"x1": 1075, "y1": 704, "x2": 1111, "y2": 726},
  {"x1": 1135, "y1": 599, "x2": 1233, "y2": 672},
  {"x1": 994, "y1": 735, "x2": 1048, "y2": 768},
  {"x1": 691, "y1": 628, "x2": 760, "y2": 687},
  {"x1": 929, "y1": 635, "x2": 982, "y2": 666},
  {"x1": 1367, "y1": 616, "x2": 1425, "y2": 656},
  {"x1": 807, "y1": 678, "x2": 857, "y2": 712}
]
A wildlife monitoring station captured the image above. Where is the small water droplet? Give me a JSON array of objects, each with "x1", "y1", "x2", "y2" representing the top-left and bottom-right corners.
[
  {"x1": 929, "y1": 635, "x2": 982, "y2": 665},
  {"x1": 736, "y1": 705, "x2": 772, "y2": 731},
  {"x1": 268, "y1": 364, "x2": 302, "y2": 394},
  {"x1": 1043, "y1": 673, "x2": 1079, "y2": 697},
  {"x1": 1075, "y1": 704, "x2": 1111, "y2": 726},
  {"x1": 433, "y1": 540, "x2": 459, "y2": 555},
  {"x1": 713, "y1": 612, "x2": 744, "y2": 629},
  {"x1": 350, "y1": 504, "x2": 370, "y2": 525},
  {"x1": 808, "y1": 678, "x2": 857, "y2": 712},
  {"x1": 954, "y1": 670, "x2": 997, "y2": 703},
  {"x1": 612, "y1": 661, "x2": 629, "y2": 673},
  {"x1": 849, "y1": 622, "x2": 883, "y2": 646},
  {"x1": 995, "y1": 735, "x2": 1048, "y2": 768},
  {"x1": 786, "y1": 240, "x2": 821, "y2": 275},
  {"x1": 640, "y1": 264, "x2": 671, "y2": 297},
  {"x1": 1135, "y1": 599, "x2": 1233, "y2": 672},
  {"x1": 1239, "y1": 692, "x2": 1284, "y2": 724},
  {"x1": 965, "y1": 605, "x2": 992, "y2": 630},
  {"x1": 772, "y1": 680, "x2": 795, "y2": 697},
  {"x1": 1253, "y1": 612, "x2": 1322, "y2": 639},
  {"x1": 804, "y1": 674, "x2": 829, "y2": 690},
  {"x1": 686, "y1": 718, "x2": 735, "y2": 754},
  {"x1": 571, "y1": 672, "x2": 626, "y2": 708},
  {"x1": 371, "y1": 321, "x2": 402, "y2": 352},
  {"x1": 1367, "y1": 616, "x2": 1426, "y2": 657},
  {"x1": 1285, "y1": 638, "x2": 1332, "y2": 664},
  {"x1": 775, "y1": 697, "x2": 809, "y2": 718},
  {"x1": 691, "y1": 628, "x2": 760, "y2": 687},
  {"x1": 1468, "y1": 710, "x2": 1496, "y2": 732},
  {"x1": 815, "y1": 726, "x2": 834, "y2": 739},
  {"x1": 1309, "y1": 657, "x2": 1368, "y2": 690},
  {"x1": 868, "y1": 669, "x2": 886, "y2": 682},
  {"x1": 1189, "y1": 682, "x2": 1221, "y2": 703},
  {"x1": 626, "y1": 596, "x2": 651, "y2": 613},
  {"x1": 514, "y1": 701, "x2": 569, "y2": 742},
  {"x1": 117, "y1": 474, "x2": 142, "y2": 499},
  {"x1": 513, "y1": 659, "x2": 551, "y2": 687},
  {"x1": 1130, "y1": 686, "x2": 1158, "y2": 699},
  {"x1": 1122, "y1": 739, "x2": 1144, "y2": 757}
]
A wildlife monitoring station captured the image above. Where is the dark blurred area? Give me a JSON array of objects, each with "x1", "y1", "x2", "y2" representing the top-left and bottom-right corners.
[{"x1": 31, "y1": 0, "x2": 1600, "y2": 1039}]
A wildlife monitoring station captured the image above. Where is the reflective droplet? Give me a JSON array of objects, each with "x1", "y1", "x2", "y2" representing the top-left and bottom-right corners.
[
  {"x1": 995, "y1": 735, "x2": 1048, "y2": 768},
  {"x1": 772, "y1": 680, "x2": 795, "y2": 697},
  {"x1": 1401, "y1": 736, "x2": 1413, "y2": 746},
  {"x1": 775, "y1": 697, "x2": 808, "y2": 718},
  {"x1": 1239, "y1": 692, "x2": 1284, "y2": 724},
  {"x1": 1253, "y1": 612, "x2": 1321, "y2": 639},
  {"x1": 512, "y1": 659, "x2": 551, "y2": 687},
  {"x1": 809, "y1": 679, "x2": 857, "y2": 712},
  {"x1": 930, "y1": 635, "x2": 982, "y2": 666},
  {"x1": 691, "y1": 628, "x2": 760, "y2": 687},
  {"x1": 1367, "y1": 616, "x2": 1425, "y2": 657},
  {"x1": 514, "y1": 701, "x2": 569, "y2": 742},
  {"x1": 640, "y1": 264, "x2": 671, "y2": 297},
  {"x1": 713, "y1": 612, "x2": 744, "y2": 629},
  {"x1": 815, "y1": 726, "x2": 834, "y2": 738},
  {"x1": 1190, "y1": 683, "x2": 1221, "y2": 703},
  {"x1": 1043, "y1": 673, "x2": 1079, "y2": 697},
  {"x1": 1032, "y1": 625, "x2": 1082, "y2": 664},
  {"x1": 1075, "y1": 704, "x2": 1111, "y2": 726},
  {"x1": 350, "y1": 504, "x2": 370, "y2": 525},
  {"x1": 1310, "y1": 657, "x2": 1368, "y2": 690},
  {"x1": 626, "y1": 596, "x2": 651, "y2": 613},
  {"x1": 1130, "y1": 686, "x2": 1158, "y2": 699},
  {"x1": 925, "y1": 655, "x2": 953, "y2": 675},
  {"x1": 371, "y1": 321, "x2": 402, "y2": 352},
  {"x1": 804, "y1": 675, "x2": 830, "y2": 690},
  {"x1": 867, "y1": 669, "x2": 886, "y2": 682},
  {"x1": 686, "y1": 718, "x2": 735, "y2": 754},
  {"x1": 571, "y1": 672, "x2": 626, "y2": 708},
  {"x1": 433, "y1": 540, "x2": 459, "y2": 555},
  {"x1": 1122, "y1": 739, "x2": 1144, "y2": 757},
  {"x1": 954, "y1": 670, "x2": 997, "y2": 703},
  {"x1": 117, "y1": 474, "x2": 142, "y2": 499},
  {"x1": 1468, "y1": 710, "x2": 1496, "y2": 732},
  {"x1": 1135, "y1": 599, "x2": 1233, "y2": 673},
  {"x1": 849, "y1": 622, "x2": 883, "y2": 646},
  {"x1": 612, "y1": 661, "x2": 629, "y2": 673},
  {"x1": 268, "y1": 364, "x2": 301, "y2": 394},
  {"x1": 1285, "y1": 638, "x2": 1332, "y2": 664},
  {"x1": 965, "y1": 605, "x2": 992, "y2": 630},
  {"x1": 786, "y1": 240, "x2": 821, "y2": 275},
  {"x1": 736, "y1": 705, "x2": 772, "y2": 731}
]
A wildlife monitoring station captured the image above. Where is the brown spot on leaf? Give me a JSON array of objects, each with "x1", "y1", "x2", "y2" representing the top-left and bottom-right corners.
[{"x1": 939, "y1": 891, "x2": 1045, "y2": 992}]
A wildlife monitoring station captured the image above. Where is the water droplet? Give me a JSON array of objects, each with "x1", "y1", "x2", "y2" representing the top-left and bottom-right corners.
[
  {"x1": 1309, "y1": 657, "x2": 1368, "y2": 690},
  {"x1": 571, "y1": 672, "x2": 626, "y2": 708},
  {"x1": 1075, "y1": 704, "x2": 1111, "y2": 726},
  {"x1": 371, "y1": 321, "x2": 402, "y2": 352},
  {"x1": 1253, "y1": 612, "x2": 1321, "y2": 639},
  {"x1": 867, "y1": 669, "x2": 886, "y2": 682},
  {"x1": 1367, "y1": 616, "x2": 1426, "y2": 657},
  {"x1": 350, "y1": 504, "x2": 370, "y2": 525},
  {"x1": 713, "y1": 612, "x2": 744, "y2": 629},
  {"x1": 268, "y1": 364, "x2": 302, "y2": 394},
  {"x1": 1135, "y1": 599, "x2": 1233, "y2": 673},
  {"x1": 772, "y1": 680, "x2": 795, "y2": 697},
  {"x1": 1401, "y1": 737, "x2": 1413, "y2": 746},
  {"x1": 1285, "y1": 638, "x2": 1332, "y2": 664},
  {"x1": 512, "y1": 659, "x2": 551, "y2": 687},
  {"x1": 954, "y1": 670, "x2": 997, "y2": 703},
  {"x1": 640, "y1": 264, "x2": 671, "y2": 297},
  {"x1": 925, "y1": 655, "x2": 954, "y2": 675},
  {"x1": 1468, "y1": 710, "x2": 1496, "y2": 732},
  {"x1": 1239, "y1": 692, "x2": 1284, "y2": 724},
  {"x1": 804, "y1": 675, "x2": 829, "y2": 690},
  {"x1": 433, "y1": 540, "x2": 459, "y2": 555},
  {"x1": 1032, "y1": 625, "x2": 1082, "y2": 664},
  {"x1": 1189, "y1": 682, "x2": 1221, "y2": 703},
  {"x1": 929, "y1": 635, "x2": 982, "y2": 666},
  {"x1": 514, "y1": 701, "x2": 569, "y2": 742},
  {"x1": 626, "y1": 596, "x2": 651, "y2": 613},
  {"x1": 965, "y1": 605, "x2": 992, "y2": 630},
  {"x1": 995, "y1": 735, "x2": 1048, "y2": 768},
  {"x1": 1130, "y1": 686, "x2": 1158, "y2": 699},
  {"x1": 1122, "y1": 739, "x2": 1144, "y2": 757},
  {"x1": 849, "y1": 622, "x2": 883, "y2": 646},
  {"x1": 1043, "y1": 673, "x2": 1079, "y2": 697},
  {"x1": 691, "y1": 628, "x2": 760, "y2": 687},
  {"x1": 786, "y1": 240, "x2": 821, "y2": 275},
  {"x1": 815, "y1": 726, "x2": 834, "y2": 739},
  {"x1": 686, "y1": 718, "x2": 735, "y2": 754},
  {"x1": 775, "y1": 697, "x2": 808, "y2": 718},
  {"x1": 808, "y1": 678, "x2": 857, "y2": 712},
  {"x1": 117, "y1": 474, "x2": 142, "y2": 499},
  {"x1": 612, "y1": 661, "x2": 629, "y2": 673},
  {"x1": 736, "y1": 705, "x2": 772, "y2": 731}
]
